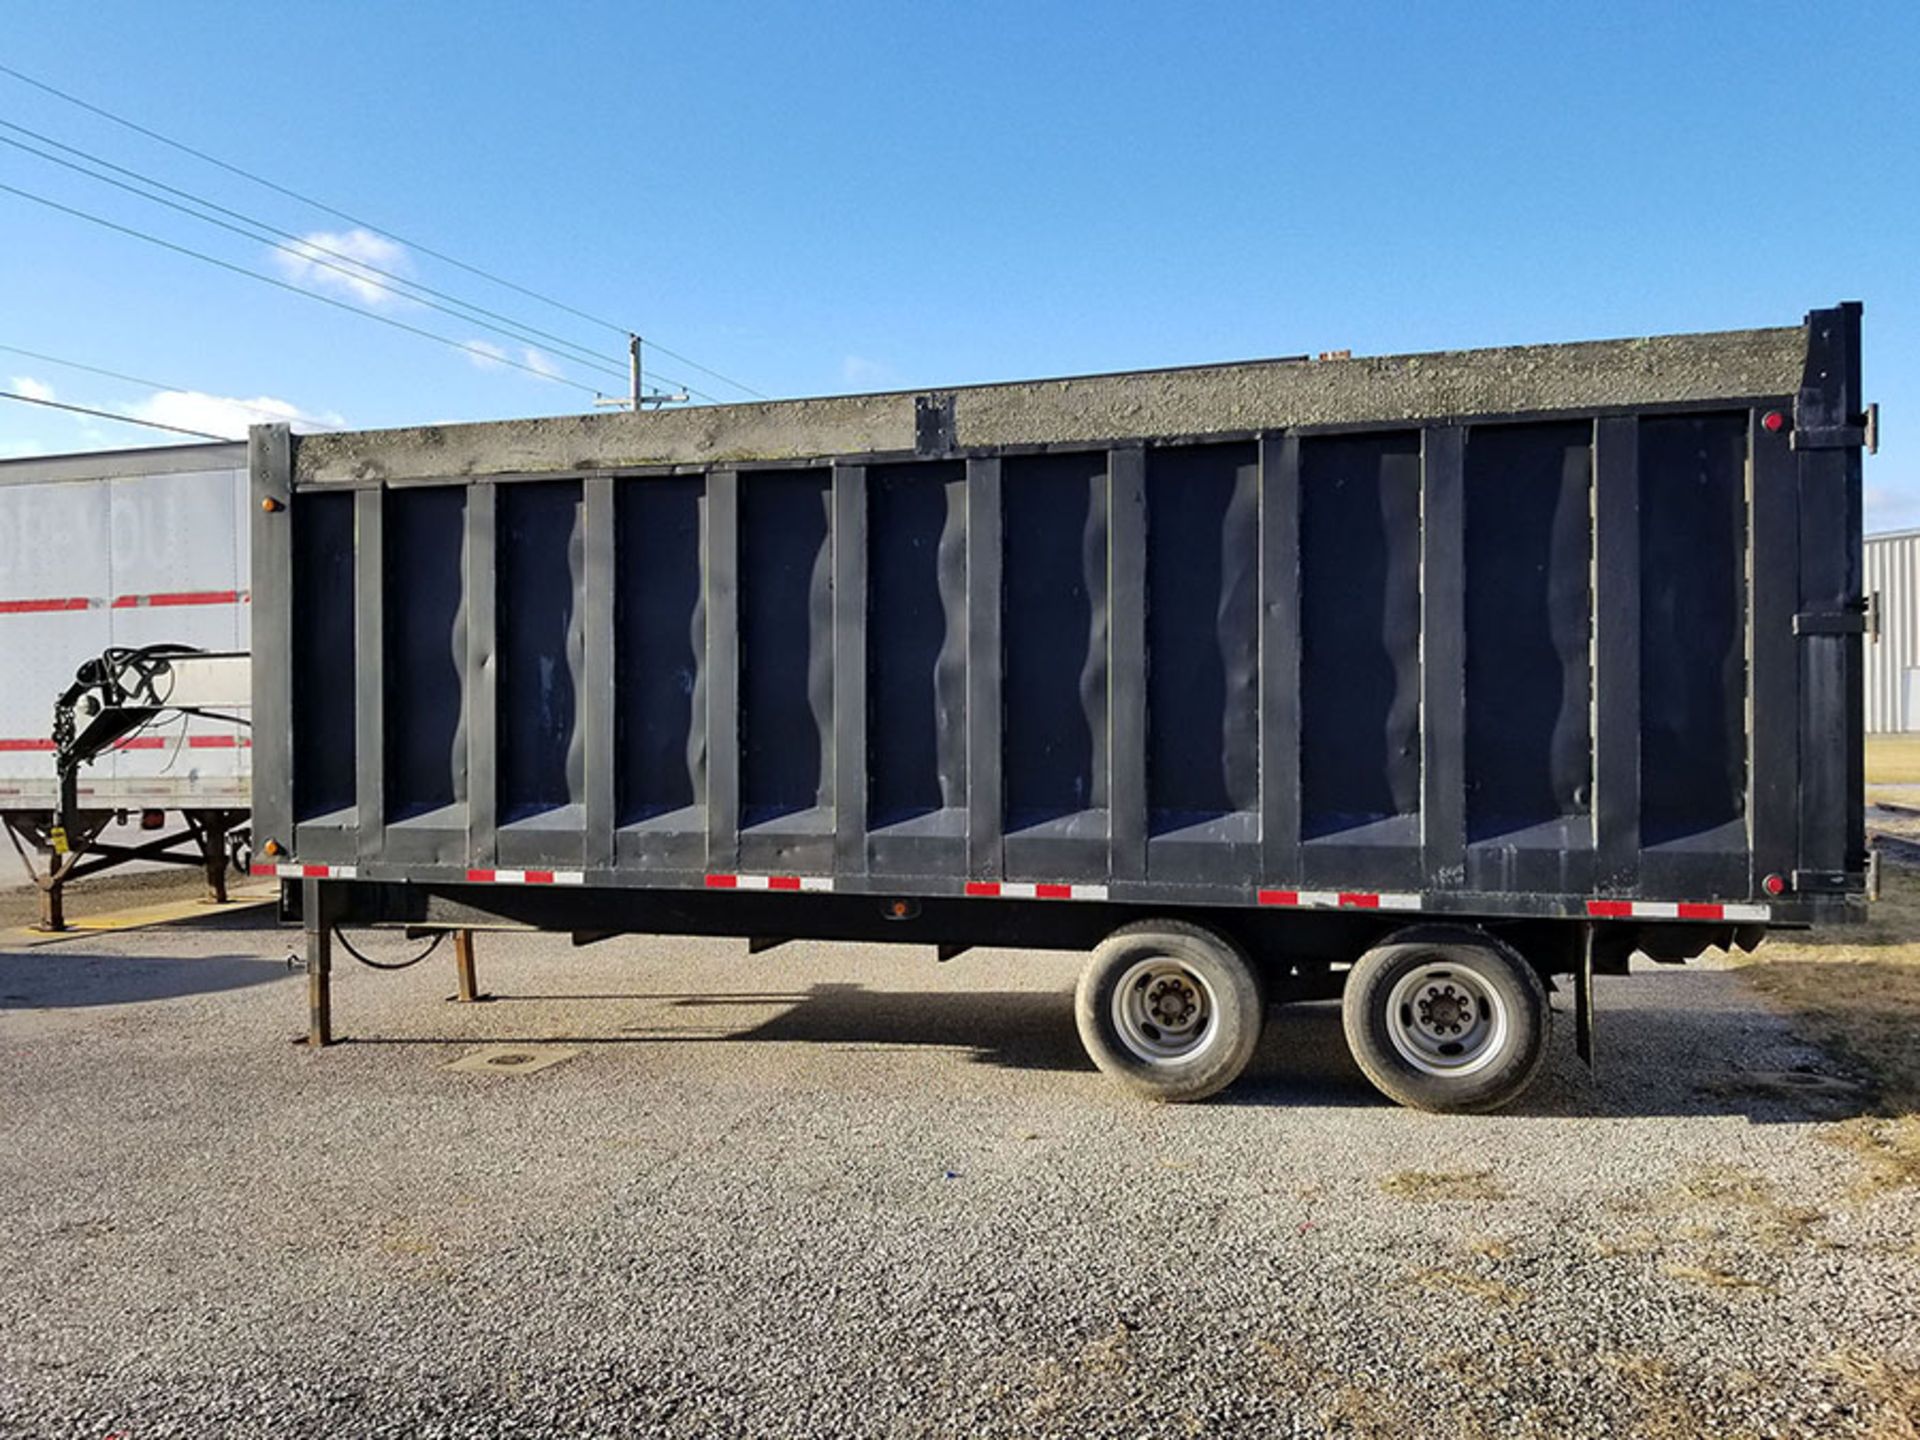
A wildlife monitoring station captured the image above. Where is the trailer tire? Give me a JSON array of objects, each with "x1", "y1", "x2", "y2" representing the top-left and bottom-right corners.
[
  {"x1": 1076, "y1": 920, "x2": 1265, "y2": 1103},
  {"x1": 1342, "y1": 927, "x2": 1548, "y2": 1114}
]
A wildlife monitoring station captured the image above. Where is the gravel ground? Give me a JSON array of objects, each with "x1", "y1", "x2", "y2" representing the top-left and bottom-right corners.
[{"x1": 2, "y1": 913, "x2": 1916, "y2": 1439}]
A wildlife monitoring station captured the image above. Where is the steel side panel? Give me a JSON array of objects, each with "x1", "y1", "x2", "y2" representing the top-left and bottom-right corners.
[
  {"x1": 965, "y1": 458, "x2": 1003, "y2": 879},
  {"x1": 1749, "y1": 414, "x2": 1800, "y2": 888},
  {"x1": 582, "y1": 477, "x2": 617, "y2": 869},
  {"x1": 705, "y1": 470, "x2": 740, "y2": 874},
  {"x1": 1593, "y1": 416, "x2": 1641, "y2": 891},
  {"x1": 1258, "y1": 434, "x2": 1302, "y2": 883},
  {"x1": 262, "y1": 311, "x2": 1862, "y2": 923},
  {"x1": 833, "y1": 463, "x2": 868, "y2": 878},
  {"x1": 251, "y1": 428, "x2": 292, "y2": 852},
  {"x1": 353, "y1": 488, "x2": 385, "y2": 866},
  {"x1": 1107, "y1": 446, "x2": 1148, "y2": 884},
  {"x1": 466, "y1": 484, "x2": 498, "y2": 868},
  {"x1": 1421, "y1": 427, "x2": 1467, "y2": 890}
]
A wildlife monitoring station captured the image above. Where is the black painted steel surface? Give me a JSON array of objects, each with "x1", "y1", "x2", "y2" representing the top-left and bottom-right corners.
[{"x1": 250, "y1": 306, "x2": 1868, "y2": 941}]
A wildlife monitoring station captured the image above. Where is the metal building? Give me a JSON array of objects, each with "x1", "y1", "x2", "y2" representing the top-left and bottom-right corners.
[{"x1": 1865, "y1": 528, "x2": 1920, "y2": 732}]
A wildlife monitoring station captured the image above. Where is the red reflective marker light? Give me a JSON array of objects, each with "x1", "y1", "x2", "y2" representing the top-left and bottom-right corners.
[
  {"x1": 1762, "y1": 410, "x2": 1786, "y2": 433},
  {"x1": 1764, "y1": 873, "x2": 1787, "y2": 896}
]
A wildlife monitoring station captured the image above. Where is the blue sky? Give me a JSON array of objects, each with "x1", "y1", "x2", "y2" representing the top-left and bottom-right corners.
[{"x1": 1, "y1": 2, "x2": 1913, "y2": 522}]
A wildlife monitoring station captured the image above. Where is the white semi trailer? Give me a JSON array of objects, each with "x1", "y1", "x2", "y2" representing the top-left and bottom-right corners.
[{"x1": 0, "y1": 441, "x2": 252, "y2": 928}]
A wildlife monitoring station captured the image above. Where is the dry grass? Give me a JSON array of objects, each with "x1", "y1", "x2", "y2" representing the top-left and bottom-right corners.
[
  {"x1": 1591, "y1": 1228, "x2": 1662, "y2": 1258},
  {"x1": 1409, "y1": 1267, "x2": 1528, "y2": 1308},
  {"x1": 1378, "y1": 1168, "x2": 1510, "y2": 1202},
  {"x1": 1463, "y1": 1235, "x2": 1514, "y2": 1261},
  {"x1": 1739, "y1": 865, "x2": 1920, "y2": 1199},
  {"x1": 1660, "y1": 1258, "x2": 1770, "y2": 1291},
  {"x1": 1671, "y1": 1163, "x2": 1773, "y2": 1206},
  {"x1": 1829, "y1": 1114, "x2": 1920, "y2": 1195},
  {"x1": 1823, "y1": 1351, "x2": 1920, "y2": 1440},
  {"x1": 1867, "y1": 735, "x2": 1920, "y2": 785}
]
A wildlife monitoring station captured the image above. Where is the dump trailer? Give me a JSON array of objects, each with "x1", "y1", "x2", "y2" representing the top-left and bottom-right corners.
[
  {"x1": 253, "y1": 302, "x2": 1871, "y2": 1111},
  {"x1": 0, "y1": 442, "x2": 253, "y2": 928}
]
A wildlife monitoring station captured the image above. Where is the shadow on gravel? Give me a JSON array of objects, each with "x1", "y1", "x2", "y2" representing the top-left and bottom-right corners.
[
  {"x1": 0, "y1": 950, "x2": 292, "y2": 1008},
  {"x1": 351, "y1": 971, "x2": 1878, "y2": 1123}
]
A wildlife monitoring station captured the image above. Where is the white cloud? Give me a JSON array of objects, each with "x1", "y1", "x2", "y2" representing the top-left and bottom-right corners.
[
  {"x1": 270, "y1": 228, "x2": 412, "y2": 307},
  {"x1": 10, "y1": 375, "x2": 56, "y2": 403},
  {"x1": 841, "y1": 354, "x2": 896, "y2": 389},
  {"x1": 124, "y1": 390, "x2": 344, "y2": 441},
  {"x1": 0, "y1": 437, "x2": 48, "y2": 459},
  {"x1": 462, "y1": 341, "x2": 563, "y2": 382},
  {"x1": 465, "y1": 339, "x2": 509, "y2": 371}
]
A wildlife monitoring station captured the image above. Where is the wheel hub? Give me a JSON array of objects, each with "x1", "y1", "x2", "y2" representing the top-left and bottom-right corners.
[
  {"x1": 1416, "y1": 984, "x2": 1473, "y2": 1035},
  {"x1": 1147, "y1": 977, "x2": 1199, "y2": 1029},
  {"x1": 1384, "y1": 962, "x2": 1509, "y2": 1077},
  {"x1": 1111, "y1": 957, "x2": 1218, "y2": 1064}
]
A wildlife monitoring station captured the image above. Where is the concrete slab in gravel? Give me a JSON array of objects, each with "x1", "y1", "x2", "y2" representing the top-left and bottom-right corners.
[
  {"x1": 442, "y1": 1043, "x2": 581, "y2": 1076},
  {"x1": 1, "y1": 916, "x2": 1915, "y2": 1439}
]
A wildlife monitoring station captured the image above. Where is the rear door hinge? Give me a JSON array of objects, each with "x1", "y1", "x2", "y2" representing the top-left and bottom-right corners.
[
  {"x1": 1793, "y1": 600, "x2": 1871, "y2": 637},
  {"x1": 1791, "y1": 403, "x2": 1874, "y2": 451},
  {"x1": 1790, "y1": 868, "x2": 1862, "y2": 894}
]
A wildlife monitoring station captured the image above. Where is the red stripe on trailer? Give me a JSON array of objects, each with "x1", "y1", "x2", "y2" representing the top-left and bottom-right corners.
[
  {"x1": 524, "y1": 870, "x2": 556, "y2": 884},
  {"x1": 1034, "y1": 883, "x2": 1071, "y2": 899},
  {"x1": 1586, "y1": 900, "x2": 1634, "y2": 918},
  {"x1": 0, "y1": 595, "x2": 91, "y2": 614},
  {"x1": 467, "y1": 868, "x2": 497, "y2": 883},
  {"x1": 301, "y1": 864, "x2": 328, "y2": 878},
  {"x1": 1257, "y1": 889, "x2": 1297, "y2": 906},
  {"x1": 1338, "y1": 893, "x2": 1379, "y2": 909},
  {"x1": 705, "y1": 874, "x2": 738, "y2": 888},
  {"x1": 768, "y1": 875, "x2": 802, "y2": 890},
  {"x1": 0, "y1": 738, "x2": 56, "y2": 751},
  {"x1": 1676, "y1": 902, "x2": 1724, "y2": 920},
  {"x1": 965, "y1": 881, "x2": 1000, "y2": 897},
  {"x1": 250, "y1": 863, "x2": 275, "y2": 877},
  {"x1": 110, "y1": 589, "x2": 242, "y2": 609}
]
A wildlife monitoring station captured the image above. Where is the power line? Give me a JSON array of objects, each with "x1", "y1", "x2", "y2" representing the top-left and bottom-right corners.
[
  {"x1": 0, "y1": 341, "x2": 343, "y2": 430},
  {"x1": 0, "y1": 118, "x2": 640, "y2": 383},
  {"x1": 0, "y1": 387, "x2": 229, "y2": 441},
  {"x1": 0, "y1": 60, "x2": 769, "y2": 401},
  {"x1": 0, "y1": 177, "x2": 606, "y2": 395},
  {"x1": 0, "y1": 127, "x2": 636, "y2": 388},
  {"x1": 0, "y1": 124, "x2": 718, "y2": 401}
]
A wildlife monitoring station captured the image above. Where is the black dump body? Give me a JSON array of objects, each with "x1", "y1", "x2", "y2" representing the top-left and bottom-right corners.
[{"x1": 250, "y1": 304, "x2": 1868, "y2": 977}]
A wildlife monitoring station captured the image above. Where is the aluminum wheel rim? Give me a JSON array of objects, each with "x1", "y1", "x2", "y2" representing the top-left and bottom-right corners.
[
  {"x1": 1111, "y1": 957, "x2": 1218, "y2": 1064},
  {"x1": 1384, "y1": 962, "x2": 1508, "y2": 1077}
]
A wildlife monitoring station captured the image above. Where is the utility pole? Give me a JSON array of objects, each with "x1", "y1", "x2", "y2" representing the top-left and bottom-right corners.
[{"x1": 595, "y1": 333, "x2": 689, "y2": 411}]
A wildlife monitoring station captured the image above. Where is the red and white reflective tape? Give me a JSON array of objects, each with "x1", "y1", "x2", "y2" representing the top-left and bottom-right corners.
[
  {"x1": 251, "y1": 862, "x2": 358, "y2": 880},
  {"x1": 111, "y1": 589, "x2": 245, "y2": 609},
  {"x1": 0, "y1": 733, "x2": 250, "y2": 751},
  {"x1": 1258, "y1": 890, "x2": 1421, "y2": 911},
  {"x1": 963, "y1": 881, "x2": 1110, "y2": 901},
  {"x1": 705, "y1": 873, "x2": 834, "y2": 892},
  {"x1": 1586, "y1": 899, "x2": 1769, "y2": 923},
  {"x1": 0, "y1": 589, "x2": 248, "y2": 615},
  {"x1": 466, "y1": 868, "x2": 585, "y2": 886}
]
